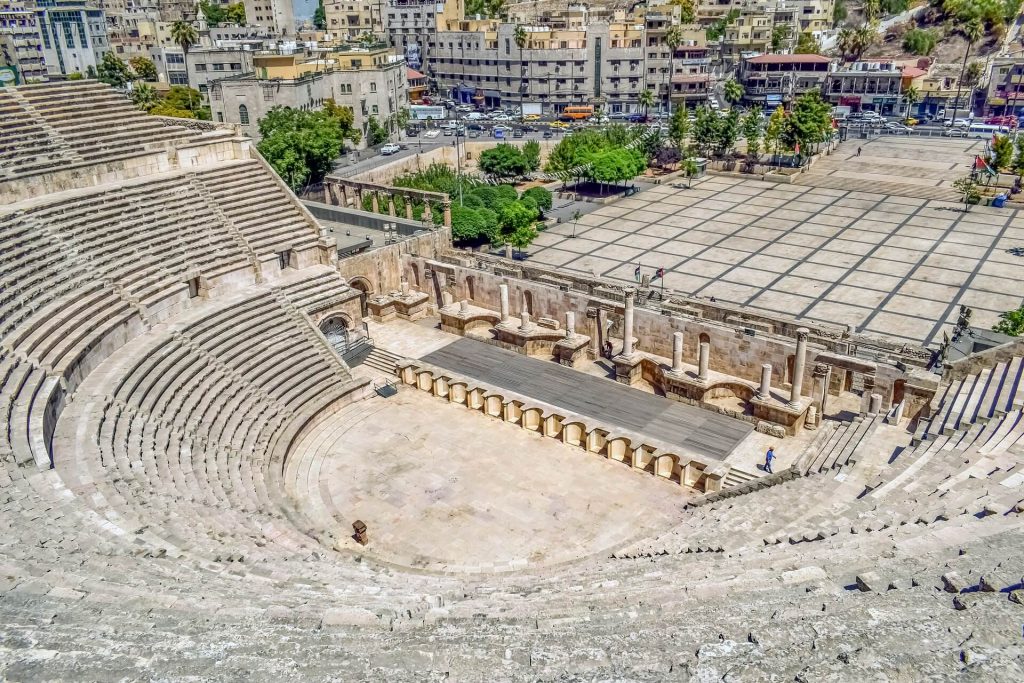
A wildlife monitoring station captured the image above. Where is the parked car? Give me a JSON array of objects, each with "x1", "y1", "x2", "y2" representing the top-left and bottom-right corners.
[
  {"x1": 379, "y1": 143, "x2": 401, "y2": 155},
  {"x1": 442, "y1": 128, "x2": 454, "y2": 137},
  {"x1": 491, "y1": 113, "x2": 512, "y2": 122},
  {"x1": 944, "y1": 118, "x2": 972, "y2": 128},
  {"x1": 709, "y1": 99, "x2": 720, "y2": 110},
  {"x1": 523, "y1": 113, "x2": 541, "y2": 121},
  {"x1": 468, "y1": 130, "x2": 481, "y2": 138},
  {"x1": 986, "y1": 115, "x2": 1018, "y2": 126},
  {"x1": 405, "y1": 127, "x2": 419, "y2": 137},
  {"x1": 492, "y1": 124, "x2": 513, "y2": 133},
  {"x1": 628, "y1": 113, "x2": 648, "y2": 123},
  {"x1": 512, "y1": 128, "x2": 525, "y2": 138},
  {"x1": 608, "y1": 111, "x2": 630, "y2": 119},
  {"x1": 465, "y1": 112, "x2": 485, "y2": 120},
  {"x1": 885, "y1": 122, "x2": 912, "y2": 134},
  {"x1": 466, "y1": 123, "x2": 484, "y2": 131},
  {"x1": 542, "y1": 130, "x2": 553, "y2": 139},
  {"x1": 943, "y1": 128, "x2": 968, "y2": 137}
]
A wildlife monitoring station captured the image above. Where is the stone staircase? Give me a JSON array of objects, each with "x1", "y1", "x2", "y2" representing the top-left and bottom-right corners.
[
  {"x1": 914, "y1": 356, "x2": 1024, "y2": 445},
  {"x1": 363, "y1": 346, "x2": 404, "y2": 374},
  {"x1": 806, "y1": 415, "x2": 879, "y2": 474}
]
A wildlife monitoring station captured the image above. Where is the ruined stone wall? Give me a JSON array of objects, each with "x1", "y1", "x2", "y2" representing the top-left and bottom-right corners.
[{"x1": 338, "y1": 228, "x2": 451, "y2": 297}]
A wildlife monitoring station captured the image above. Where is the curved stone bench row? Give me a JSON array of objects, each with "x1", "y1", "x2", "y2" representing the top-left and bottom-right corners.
[{"x1": 395, "y1": 360, "x2": 729, "y2": 492}]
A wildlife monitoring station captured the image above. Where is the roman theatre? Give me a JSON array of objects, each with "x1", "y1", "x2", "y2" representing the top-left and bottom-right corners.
[{"x1": 2, "y1": 82, "x2": 1024, "y2": 680}]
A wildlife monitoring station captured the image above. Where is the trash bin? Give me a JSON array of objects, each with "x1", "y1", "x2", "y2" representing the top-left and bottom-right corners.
[{"x1": 992, "y1": 194, "x2": 1007, "y2": 208}]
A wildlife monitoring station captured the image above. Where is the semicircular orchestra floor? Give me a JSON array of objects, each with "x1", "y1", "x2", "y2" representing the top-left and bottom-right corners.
[{"x1": 286, "y1": 389, "x2": 692, "y2": 573}]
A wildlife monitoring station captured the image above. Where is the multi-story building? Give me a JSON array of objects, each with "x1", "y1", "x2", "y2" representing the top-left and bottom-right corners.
[
  {"x1": 323, "y1": 0, "x2": 384, "y2": 41},
  {"x1": 823, "y1": 61, "x2": 917, "y2": 116},
  {"x1": 34, "y1": 0, "x2": 110, "y2": 77},
  {"x1": 985, "y1": 57, "x2": 1024, "y2": 117},
  {"x1": 243, "y1": 0, "x2": 295, "y2": 37},
  {"x1": 0, "y1": 2, "x2": 46, "y2": 82},
  {"x1": 644, "y1": 8, "x2": 709, "y2": 112},
  {"x1": 187, "y1": 45, "x2": 255, "y2": 97},
  {"x1": 739, "y1": 52, "x2": 830, "y2": 109},
  {"x1": 210, "y1": 46, "x2": 408, "y2": 146},
  {"x1": 704, "y1": 0, "x2": 834, "y2": 62},
  {"x1": 383, "y1": 0, "x2": 462, "y2": 74}
]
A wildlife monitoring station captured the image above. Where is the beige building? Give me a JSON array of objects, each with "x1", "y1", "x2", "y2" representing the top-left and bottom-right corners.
[
  {"x1": 243, "y1": 0, "x2": 295, "y2": 36},
  {"x1": 0, "y1": 2, "x2": 46, "y2": 82},
  {"x1": 384, "y1": 0, "x2": 463, "y2": 74},
  {"x1": 324, "y1": 0, "x2": 383, "y2": 41},
  {"x1": 209, "y1": 47, "x2": 408, "y2": 147},
  {"x1": 739, "y1": 52, "x2": 830, "y2": 109}
]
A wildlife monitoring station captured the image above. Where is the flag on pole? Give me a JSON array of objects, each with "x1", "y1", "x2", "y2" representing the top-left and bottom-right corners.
[
  {"x1": 655, "y1": 267, "x2": 665, "y2": 280},
  {"x1": 634, "y1": 264, "x2": 641, "y2": 282}
]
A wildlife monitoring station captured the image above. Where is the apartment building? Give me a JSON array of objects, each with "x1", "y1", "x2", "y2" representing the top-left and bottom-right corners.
[
  {"x1": 210, "y1": 46, "x2": 408, "y2": 146},
  {"x1": 383, "y1": 0, "x2": 461, "y2": 73},
  {"x1": 985, "y1": 57, "x2": 1024, "y2": 117},
  {"x1": 34, "y1": 0, "x2": 110, "y2": 77},
  {"x1": 0, "y1": 2, "x2": 46, "y2": 82},
  {"x1": 644, "y1": 7, "x2": 709, "y2": 111},
  {"x1": 323, "y1": 0, "x2": 383, "y2": 40},
  {"x1": 739, "y1": 52, "x2": 830, "y2": 109},
  {"x1": 823, "y1": 61, "x2": 916, "y2": 116},
  {"x1": 243, "y1": 0, "x2": 294, "y2": 36}
]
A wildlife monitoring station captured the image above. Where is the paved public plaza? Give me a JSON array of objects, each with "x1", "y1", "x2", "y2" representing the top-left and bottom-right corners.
[{"x1": 528, "y1": 139, "x2": 1024, "y2": 347}]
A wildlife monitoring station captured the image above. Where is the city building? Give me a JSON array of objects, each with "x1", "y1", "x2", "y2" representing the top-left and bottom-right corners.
[
  {"x1": 323, "y1": 0, "x2": 384, "y2": 41},
  {"x1": 985, "y1": 57, "x2": 1024, "y2": 117},
  {"x1": 739, "y1": 52, "x2": 830, "y2": 109},
  {"x1": 0, "y1": 2, "x2": 46, "y2": 83},
  {"x1": 406, "y1": 64, "x2": 426, "y2": 101},
  {"x1": 644, "y1": 7, "x2": 709, "y2": 111},
  {"x1": 209, "y1": 45, "x2": 407, "y2": 146},
  {"x1": 383, "y1": 0, "x2": 462, "y2": 74},
  {"x1": 823, "y1": 61, "x2": 907, "y2": 116},
  {"x1": 34, "y1": 0, "x2": 110, "y2": 77},
  {"x1": 243, "y1": 0, "x2": 295, "y2": 37},
  {"x1": 187, "y1": 45, "x2": 255, "y2": 98}
]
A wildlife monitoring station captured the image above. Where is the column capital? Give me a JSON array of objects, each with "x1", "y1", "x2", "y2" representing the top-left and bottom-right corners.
[{"x1": 796, "y1": 327, "x2": 810, "y2": 341}]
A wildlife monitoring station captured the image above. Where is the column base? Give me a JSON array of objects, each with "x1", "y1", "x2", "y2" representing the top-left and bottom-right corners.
[{"x1": 613, "y1": 353, "x2": 643, "y2": 386}]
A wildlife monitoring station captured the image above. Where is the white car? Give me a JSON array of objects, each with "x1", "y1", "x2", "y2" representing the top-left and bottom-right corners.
[
  {"x1": 885, "y1": 122, "x2": 911, "y2": 134},
  {"x1": 491, "y1": 113, "x2": 512, "y2": 122},
  {"x1": 465, "y1": 112, "x2": 484, "y2": 120},
  {"x1": 423, "y1": 129, "x2": 441, "y2": 138},
  {"x1": 379, "y1": 143, "x2": 401, "y2": 155}
]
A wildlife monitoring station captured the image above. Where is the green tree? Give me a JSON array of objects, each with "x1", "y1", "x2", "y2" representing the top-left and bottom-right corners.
[
  {"x1": 833, "y1": 0, "x2": 848, "y2": 25},
  {"x1": 681, "y1": 157, "x2": 699, "y2": 188},
  {"x1": 742, "y1": 109, "x2": 762, "y2": 160},
  {"x1": 129, "y1": 56, "x2": 157, "y2": 81},
  {"x1": 508, "y1": 223, "x2": 539, "y2": 254},
  {"x1": 668, "y1": 104, "x2": 692, "y2": 151},
  {"x1": 200, "y1": 0, "x2": 225, "y2": 25},
  {"x1": 864, "y1": 0, "x2": 881, "y2": 21},
  {"x1": 669, "y1": 0, "x2": 696, "y2": 23},
  {"x1": 706, "y1": 9, "x2": 740, "y2": 41},
  {"x1": 170, "y1": 20, "x2": 199, "y2": 113},
  {"x1": 771, "y1": 24, "x2": 791, "y2": 52},
  {"x1": 952, "y1": 175, "x2": 980, "y2": 211},
  {"x1": 522, "y1": 139, "x2": 541, "y2": 171},
  {"x1": 514, "y1": 24, "x2": 528, "y2": 120},
  {"x1": 322, "y1": 99, "x2": 363, "y2": 146},
  {"x1": 952, "y1": 19, "x2": 984, "y2": 123},
  {"x1": 664, "y1": 25, "x2": 685, "y2": 117},
  {"x1": 693, "y1": 105, "x2": 720, "y2": 156},
  {"x1": 992, "y1": 134, "x2": 1014, "y2": 169},
  {"x1": 902, "y1": 85, "x2": 920, "y2": 122},
  {"x1": 498, "y1": 201, "x2": 538, "y2": 250},
  {"x1": 638, "y1": 88, "x2": 655, "y2": 117},
  {"x1": 795, "y1": 32, "x2": 820, "y2": 54},
  {"x1": 717, "y1": 109, "x2": 741, "y2": 156},
  {"x1": 225, "y1": 2, "x2": 246, "y2": 23},
  {"x1": 723, "y1": 78, "x2": 744, "y2": 106},
  {"x1": 366, "y1": 116, "x2": 389, "y2": 145},
  {"x1": 522, "y1": 186, "x2": 552, "y2": 213},
  {"x1": 161, "y1": 86, "x2": 209, "y2": 119},
  {"x1": 993, "y1": 305, "x2": 1024, "y2": 335},
  {"x1": 149, "y1": 102, "x2": 196, "y2": 119},
  {"x1": 257, "y1": 107, "x2": 349, "y2": 191},
  {"x1": 764, "y1": 105, "x2": 786, "y2": 161},
  {"x1": 313, "y1": 0, "x2": 327, "y2": 29},
  {"x1": 1013, "y1": 135, "x2": 1024, "y2": 176},
  {"x1": 785, "y1": 90, "x2": 833, "y2": 158},
  {"x1": 902, "y1": 28, "x2": 937, "y2": 55},
  {"x1": 131, "y1": 82, "x2": 158, "y2": 110},
  {"x1": 96, "y1": 52, "x2": 133, "y2": 88},
  {"x1": 587, "y1": 147, "x2": 646, "y2": 191},
  {"x1": 479, "y1": 143, "x2": 529, "y2": 178}
]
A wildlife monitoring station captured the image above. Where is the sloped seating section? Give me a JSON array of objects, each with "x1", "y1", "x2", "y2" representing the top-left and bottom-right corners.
[
  {"x1": 915, "y1": 357, "x2": 1024, "y2": 444},
  {"x1": 0, "y1": 81, "x2": 200, "y2": 179}
]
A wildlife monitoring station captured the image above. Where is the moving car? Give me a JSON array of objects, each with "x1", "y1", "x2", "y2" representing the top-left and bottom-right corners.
[
  {"x1": 512, "y1": 128, "x2": 525, "y2": 138},
  {"x1": 542, "y1": 130, "x2": 553, "y2": 139},
  {"x1": 379, "y1": 143, "x2": 401, "y2": 155},
  {"x1": 943, "y1": 127, "x2": 968, "y2": 137},
  {"x1": 523, "y1": 114, "x2": 541, "y2": 121},
  {"x1": 885, "y1": 122, "x2": 912, "y2": 134},
  {"x1": 628, "y1": 113, "x2": 649, "y2": 123}
]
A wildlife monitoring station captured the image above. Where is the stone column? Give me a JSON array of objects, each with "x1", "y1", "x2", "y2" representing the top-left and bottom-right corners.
[
  {"x1": 671, "y1": 331, "x2": 684, "y2": 373},
  {"x1": 400, "y1": 279, "x2": 410, "y2": 296},
  {"x1": 442, "y1": 200, "x2": 452, "y2": 227},
  {"x1": 499, "y1": 283, "x2": 510, "y2": 323},
  {"x1": 339, "y1": 184, "x2": 349, "y2": 207},
  {"x1": 697, "y1": 341, "x2": 710, "y2": 381},
  {"x1": 519, "y1": 311, "x2": 534, "y2": 332},
  {"x1": 868, "y1": 393, "x2": 882, "y2": 416},
  {"x1": 586, "y1": 308, "x2": 600, "y2": 357},
  {"x1": 405, "y1": 195, "x2": 414, "y2": 220},
  {"x1": 789, "y1": 327, "x2": 810, "y2": 408},
  {"x1": 565, "y1": 311, "x2": 576, "y2": 338},
  {"x1": 504, "y1": 243, "x2": 513, "y2": 259},
  {"x1": 441, "y1": 291, "x2": 454, "y2": 308},
  {"x1": 757, "y1": 363, "x2": 772, "y2": 400},
  {"x1": 388, "y1": 195, "x2": 396, "y2": 217},
  {"x1": 423, "y1": 198, "x2": 431, "y2": 222},
  {"x1": 356, "y1": 188, "x2": 364, "y2": 209},
  {"x1": 621, "y1": 287, "x2": 636, "y2": 357},
  {"x1": 371, "y1": 192, "x2": 380, "y2": 214},
  {"x1": 459, "y1": 300, "x2": 469, "y2": 313}
]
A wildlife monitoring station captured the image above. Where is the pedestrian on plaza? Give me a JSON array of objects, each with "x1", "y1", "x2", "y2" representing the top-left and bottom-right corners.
[
  {"x1": 857, "y1": 147, "x2": 862, "y2": 157},
  {"x1": 764, "y1": 447, "x2": 776, "y2": 474},
  {"x1": 603, "y1": 341, "x2": 613, "y2": 359}
]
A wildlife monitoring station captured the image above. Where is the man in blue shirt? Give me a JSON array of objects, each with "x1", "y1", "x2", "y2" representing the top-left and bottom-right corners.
[{"x1": 764, "y1": 447, "x2": 775, "y2": 474}]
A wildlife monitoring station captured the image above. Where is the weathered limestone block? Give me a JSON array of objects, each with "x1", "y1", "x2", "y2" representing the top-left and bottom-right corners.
[{"x1": 942, "y1": 572, "x2": 969, "y2": 594}]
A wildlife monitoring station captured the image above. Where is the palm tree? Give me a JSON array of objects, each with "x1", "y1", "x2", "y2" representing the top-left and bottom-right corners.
[
  {"x1": 902, "y1": 85, "x2": 920, "y2": 123},
  {"x1": 723, "y1": 78, "x2": 744, "y2": 107},
  {"x1": 638, "y1": 88, "x2": 655, "y2": 118},
  {"x1": 170, "y1": 20, "x2": 199, "y2": 111},
  {"x1": 951, "y1": 20, "x2": 983, "y2": 125},
  {"x1": 513, "y1": 24, "x2": 527, "y2": 121},
  {"x1": 664, "y1": 26, "x2": 684, "y2": 119},
  {"x1": 131, "y1": 82, "x2": 158, "y2": 111}
]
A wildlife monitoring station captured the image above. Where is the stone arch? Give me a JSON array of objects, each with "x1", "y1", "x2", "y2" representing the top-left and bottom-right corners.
[
  {"x1": 892, "y1": 379, "x2": 906, "y2": 406},
  {"x1": 319, "y1": 314, "x2": 352, "y2": 354},
  {"x1": 348, "y1": 276, "x2": 373, "y2": 318},
  {"x1": 655, "y1": 454, "x2": 678, "y2": 479}
]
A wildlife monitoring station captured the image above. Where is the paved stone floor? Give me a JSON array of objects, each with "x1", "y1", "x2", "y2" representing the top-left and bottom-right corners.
[
  {"x1": 527, "y1": 139, "x2": 1024, "y2": 347},
  {"x1": 296, "y1": 390, "x2": 690, "y2": 572}
]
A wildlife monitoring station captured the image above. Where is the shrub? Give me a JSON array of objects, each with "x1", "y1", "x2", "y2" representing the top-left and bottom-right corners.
[{"x1": 522, "y1": 186, "x2": 553, "y2": 212}]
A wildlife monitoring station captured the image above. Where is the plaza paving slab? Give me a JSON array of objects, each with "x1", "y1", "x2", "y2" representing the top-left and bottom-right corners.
[
  {"x1": 292, "y1": 390, "x2": 691, "y2": 571},
  {"x1": 526, "y1": 139, "x2": 1024, "y2": 347}
]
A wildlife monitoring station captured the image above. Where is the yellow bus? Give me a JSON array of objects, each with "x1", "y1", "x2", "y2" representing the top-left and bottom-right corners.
[{"x1": 559, "y1": 105, "x2": 594, "y2": 121}]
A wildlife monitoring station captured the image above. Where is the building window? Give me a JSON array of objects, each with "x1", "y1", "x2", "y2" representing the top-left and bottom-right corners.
[
  {"x1": 239, "y1": 104, "x2": 249, "y2": 125},
  {"x1": 169, "y1": 72, "x2": 188, "y2": 85},
  {"x1": 195, "y1": 63, "x2": 207, "y2": 71},
  {"x1": 263, "y1": 86, "x2": 274, "y2": 101},
  {"x1": 217, "y1": 112, "x2": 224, "y2": 122},
  {"x1": 370, "y1": 82, "x2": 376, "y2": 92}
]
